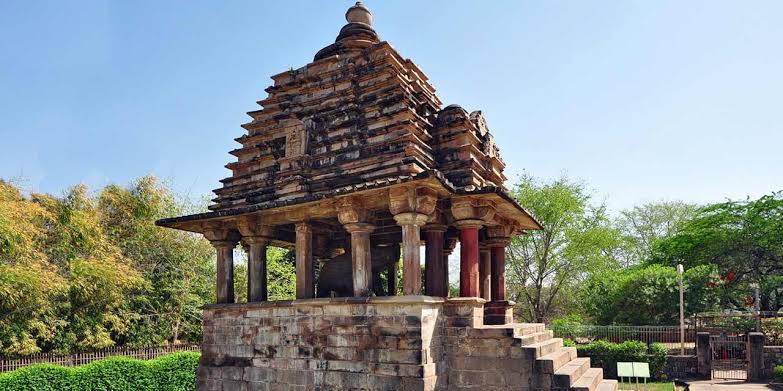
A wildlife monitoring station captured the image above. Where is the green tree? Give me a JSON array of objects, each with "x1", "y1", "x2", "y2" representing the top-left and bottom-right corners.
[
  {"x1": 583, "y1": 264, "x2": 722, "y2": 325},
  {"x1": 507, "y1": 174, "x2": 623, "y2": 323},
  {"x1": 614, "y1": 201, "x2": 698, "y2": 266},
  {"x1": 97, "y1": 177, "x2": 215, "y2": 346},
  {"x1": 652, "y1": 192, "x2": 783, "y2": 311}
]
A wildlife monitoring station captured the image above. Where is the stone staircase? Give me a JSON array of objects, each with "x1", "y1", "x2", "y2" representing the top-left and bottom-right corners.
[{"x1": 513, "y1": 323, "x2": 619, "y2": 391}]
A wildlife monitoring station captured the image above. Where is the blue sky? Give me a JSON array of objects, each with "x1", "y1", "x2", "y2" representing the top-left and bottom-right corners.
[{"x1": 1, "y1": 0, "x2": 781, "y2": 211}]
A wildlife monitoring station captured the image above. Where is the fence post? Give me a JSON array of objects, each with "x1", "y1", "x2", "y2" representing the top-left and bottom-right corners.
[
  {"x1": 747, "y1": 332, "x2": 765, "y2": 381},
  {"x1": 696, "y1": 332, "x2": 711, "y2": 378}
]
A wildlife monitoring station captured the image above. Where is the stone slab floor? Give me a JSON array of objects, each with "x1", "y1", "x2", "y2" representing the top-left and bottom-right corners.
[{"x1": 687, "y1": 380, "x2": 774, "y2": 390}]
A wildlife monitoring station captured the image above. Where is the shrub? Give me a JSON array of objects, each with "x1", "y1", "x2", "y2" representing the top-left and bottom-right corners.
[
  {"x1": 73, "y1": 357, "x2": 157, "y2": 390},
  {"x1": 0, "y1": 352, "x2": 199, "y2": 391},
  {"x1": 576, "y1": 340, "x2": 668, "y2": 380},
  {"x1": 774, "y1": 365, "x2": 783, "y2": 383},
  {"x1": 149, "y1": 352, "x2": 200, "y2": 391},
  {"x1": 0, "y1": 364, "x2": 72, "y2": 391}
]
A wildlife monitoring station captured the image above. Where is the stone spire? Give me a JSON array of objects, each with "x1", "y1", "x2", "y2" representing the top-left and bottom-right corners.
[
  {"x1": 346, "y1": 1, "x2": 373, "y2": 26},
  {"x1": 314, "y1": 2, "x2": 380, "y2": 60}
]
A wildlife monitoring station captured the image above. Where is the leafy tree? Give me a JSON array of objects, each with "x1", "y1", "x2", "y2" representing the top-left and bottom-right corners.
[
  {"x1": 583, "y1": 264, "x2": 722, "y2": 325},
  {"x1": 652, "y1": 192, "x2": 783, "y2": 311},
  {"x1": 507, "y1": 174, "x2": 623, "y2": 323},
  {"x1": 614, "y1": 201, "x2": 698, "y2": 266},
  {"x1": 96, "y1": 177, "x2": 214, "y2": 346},
  {"x1": 0, "y1": 177, "x2": 286, "y2": 355}
]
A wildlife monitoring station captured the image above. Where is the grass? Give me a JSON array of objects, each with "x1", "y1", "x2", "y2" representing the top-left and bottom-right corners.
[{"x1": 618, "y1": 381, "x2": 674, "y2": 391}]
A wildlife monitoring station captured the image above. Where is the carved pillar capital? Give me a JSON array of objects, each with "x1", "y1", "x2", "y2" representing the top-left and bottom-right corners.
[
  {"x1": 486, "y1": 222, "x2": 516, "y2": 242},
  {"x1": 336, "y1": 196, "x2": 370, "y2": 226},
  {"x1": 389, "y1": 185, "x2": 438, "y2": 216},
  {"x1": 393, "y1": 212, "x2": 429, "y2": 227},
  {"x1": 343, "y1": 222, "x2": 375, "y2": 234},
  {"x1": 203, "y1": 227, "x2": 240, "y2": 246},
  {"x1": 237, "y1": 217, "x2": 274, "y2": 241},
  {"x1": 295, "y1": 222, "x2": 313, "y2": 234},
  {"x1": 210, "y1": 240, "x2": 239, "y2": 250},
  {"x1": 454, "y1": 219, "x2": 484, "y2": 229},
  {"x1": 451, "y1": 197, "x2": 496, "y2": 226}
]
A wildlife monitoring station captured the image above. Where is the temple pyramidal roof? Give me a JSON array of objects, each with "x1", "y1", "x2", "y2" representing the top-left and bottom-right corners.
[{"x1": 157, "y1": 2, "x2": 541, "y2": 239}]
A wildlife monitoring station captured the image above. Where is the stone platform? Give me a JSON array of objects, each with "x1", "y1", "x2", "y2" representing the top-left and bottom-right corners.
[{"x1": 198, "y1": 296, "x2": 617, "y2": 391}]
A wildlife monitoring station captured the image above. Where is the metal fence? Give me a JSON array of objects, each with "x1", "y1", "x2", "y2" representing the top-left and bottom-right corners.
[
  {"x1": 549, "y1": 325, "x2": 697, "y2": 351},
  {"x1": 0, "y1": 344, "x2": 200, "y2": 373},
  {"x1": 695, "y1": 311, "x2": 783, "y2": 346}
]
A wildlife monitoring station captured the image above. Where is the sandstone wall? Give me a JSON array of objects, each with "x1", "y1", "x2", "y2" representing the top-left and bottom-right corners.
[{"x1": 197, "y1": 297, "x2": 547, "y2": 391}]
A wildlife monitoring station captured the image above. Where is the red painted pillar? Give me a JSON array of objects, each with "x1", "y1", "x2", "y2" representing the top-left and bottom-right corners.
[
  {"x1": 459, "y1": 224, "x2": 481, "y2": 297},
  {"x1": 490, "y1": 244, "x2": 506, "y2": 301},
  {"x1": 423, "y1": 226, "x2": 447, "y2": 297},
  {"x1": 479, "y1": 247, "x2": 492, "y2": 301},
  {"x1": 444, "y1": 237, "x2": 457, "y2": 296}
]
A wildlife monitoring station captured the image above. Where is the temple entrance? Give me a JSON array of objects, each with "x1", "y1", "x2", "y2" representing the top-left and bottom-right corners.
[{"x1": 710, "y1": 334, "x2": 748, "y2": 380}]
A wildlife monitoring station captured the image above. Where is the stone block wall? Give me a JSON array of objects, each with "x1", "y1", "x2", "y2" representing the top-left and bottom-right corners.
[
  {"x1": 764, "y1": 346, "x2": 783, "y2": 379},
  {"x1": 198, "y1": 296, "x2": 568, "y2": 391},
  {"x1": 663, "y1": 355, "x2": 697, "y2": 379}
]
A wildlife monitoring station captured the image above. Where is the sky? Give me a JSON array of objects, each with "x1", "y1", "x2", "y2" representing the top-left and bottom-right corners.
[{"x1": 1, "y1": 0, "x2": 781, "y2": 212}]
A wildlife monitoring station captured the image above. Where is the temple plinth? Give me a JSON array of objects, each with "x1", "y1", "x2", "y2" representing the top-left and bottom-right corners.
[{"x1": 158, "y1": 2, "x2": 618, "y2": 390}]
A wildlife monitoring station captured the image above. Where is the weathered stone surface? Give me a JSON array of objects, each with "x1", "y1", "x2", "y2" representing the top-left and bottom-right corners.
[{"x1": 198, "y1": 297, "x2": 611, "y2": 390}]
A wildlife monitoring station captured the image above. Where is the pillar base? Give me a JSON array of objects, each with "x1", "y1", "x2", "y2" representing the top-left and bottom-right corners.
[{"x1": 484, "y1": 300, "x2": 514, "y2": 325}]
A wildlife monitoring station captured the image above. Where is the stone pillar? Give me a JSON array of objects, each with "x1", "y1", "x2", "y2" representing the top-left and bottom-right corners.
[
  {"x1": 394, "y1": 212, "x2": 428, "y2": 295},
  {"x1": 212, "y1": 240, "x2": 238, "y2": 304},
  {"x1": 244, "y1": 236, "x2": 270, "y2": 302},
  {"x1": 696, "y1": 332, "x2": 711, "y2": 378},
  {"x1": 457, "y1": 220, "x2": 482, "y2": 297},
  {"x1": 389, "y1": 185, "x2": 437, "y2": 296},
  {"x1": 444, "y1": 237, "x2": 458, "y2": 296},
  {"x1": 387, "y1": 261, "x2": 397, "y2": 296},
  {"x1": 295, "y1": 222, "x2": 314, "y2": 299},
  {"x1": 423, "y1": 225, "x2": 447, "y2": 297},
  {"x1": 489, "y1": 241, "x2": 508, "y2": 301},
  {"x1": 748, "y1": 332, "x2": 765, "y2": 381},
  {"x1": 479, "y1": 246, "x2": 491, "y2": 301},
  {"x1": 345, "y1": 223, "x2": 374, "y2": 297}
]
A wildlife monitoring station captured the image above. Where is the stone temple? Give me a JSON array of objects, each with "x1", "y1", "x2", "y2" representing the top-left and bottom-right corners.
[{"x1": 158, "y1": 3, "x2": 618, "y2": 390}]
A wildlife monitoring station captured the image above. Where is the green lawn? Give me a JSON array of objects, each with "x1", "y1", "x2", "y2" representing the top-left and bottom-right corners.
[{"x1": 618, "y1": 381, "x2": 674, "y2": 391}]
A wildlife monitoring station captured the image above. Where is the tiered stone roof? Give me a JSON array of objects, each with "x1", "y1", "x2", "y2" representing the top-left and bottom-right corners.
[{"x1": 209, "y1": 2, "x2": 506, "y2": 213}]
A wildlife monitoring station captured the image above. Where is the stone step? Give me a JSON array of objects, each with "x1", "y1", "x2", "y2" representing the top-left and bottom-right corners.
[
  {"x1": 514, "y1": 322, "x2": 546, "y2": 335},
  {"x1": 536, "y1": 346, "x2": 578, "y2": 374},
  {"x1": 517, "y1": 330, "x2": 554, "y2": 345},
  {"x1": 571, "y1": 367, "x2": 604, "y2": 391},
  {"x1": 553, "y1": 357, "x2": 590, "y2": 389},
  {"x1": 596, "y1": 379, "x2": 619, "y2": 391},
  {"x1": 522, "y1": 337, "x2": 563, "y2": 359}
]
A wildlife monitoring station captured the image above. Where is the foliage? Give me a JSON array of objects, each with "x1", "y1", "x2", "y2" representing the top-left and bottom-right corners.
[
  {"x1": 614, "y1": 201, "x2": 698, "y2": 267},
  {"x1": 549, "y1": 314, "x2": 583, "y2": 329},
  {"x1": 764, "y1": 318, "x2": 783, "y2": 345},
  {"x1": 583, "y1": 264, "x2": 721, "y2": 325},
  {"x1": 575, "y1": 340, "x2": 668, "y2": 380},
  {"x1": 0, "y1": 176, "x2": 297, "y2": 355},
  {"x1": 652, "y1": 192, "x2": 783, "y2": 311},
  {"x1": 0, "y1": 352, "x2": 199, "y2": 391},
  {"x1": 507, "y1": 174, "x2": 623, "y2": 322},
  {"x1": 774, "y1": 364, "x2": 783, "y2": 382}
]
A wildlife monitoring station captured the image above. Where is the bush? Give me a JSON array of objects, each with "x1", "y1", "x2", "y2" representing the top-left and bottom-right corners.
[
  {"x1": 575, "y1": 340, "x2": 668, "y2": 380},
  {"x1": 0, "y1": 364, "x2": 73, "y2": 391},
  {"x1": 774, "y1": 365, "x2": 783, "y2": 383},
  {"x1": 0, "y1": 352, "x2": 199, "y2": 391}
]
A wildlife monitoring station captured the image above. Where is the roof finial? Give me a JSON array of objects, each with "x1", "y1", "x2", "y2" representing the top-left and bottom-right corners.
[{"x1": 346, "y1": 1, "x2": 373, "y2": 26}]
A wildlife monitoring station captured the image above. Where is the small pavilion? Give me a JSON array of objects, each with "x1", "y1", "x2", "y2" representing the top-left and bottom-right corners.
[
  {"x1": 157, "y1": 2, "x2": 540, "y2": 321},
  {"x1": 157, "y1": 3, "x2": 617, "y2": 390}
]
